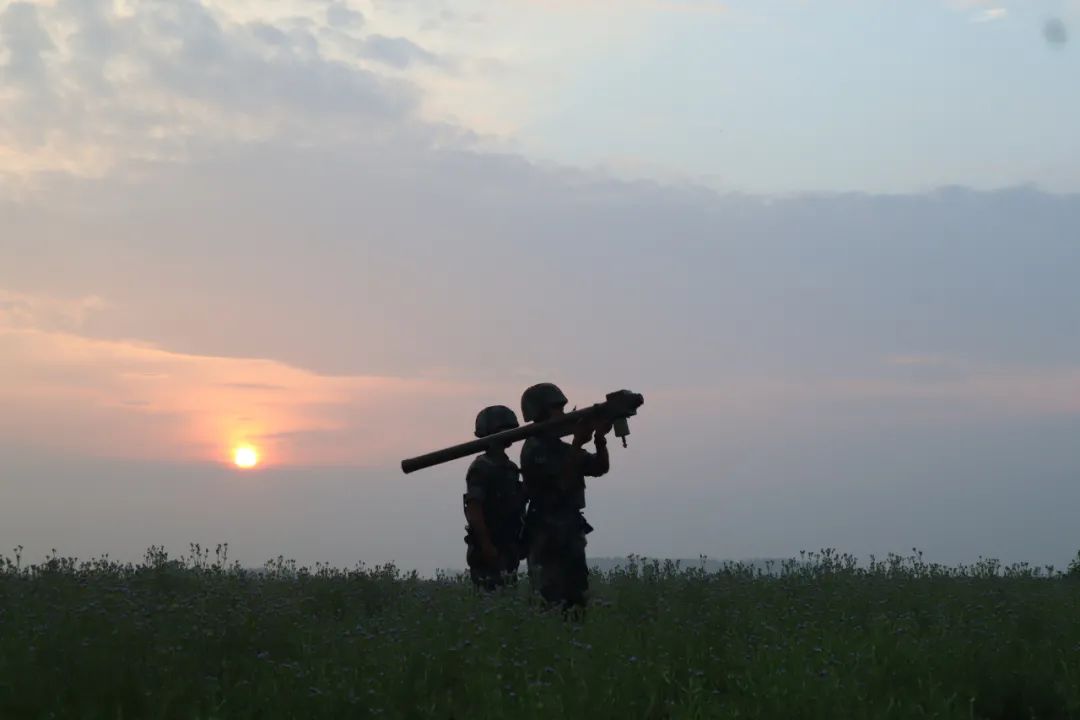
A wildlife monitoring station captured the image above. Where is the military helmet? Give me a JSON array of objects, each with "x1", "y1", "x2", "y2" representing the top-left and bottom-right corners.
[
  {"x1": 474, "y1": 405, "x2": 520, "y2": 438},
  {"x1": 520, "y1": 382, "x2": 568, "y2": 422}
]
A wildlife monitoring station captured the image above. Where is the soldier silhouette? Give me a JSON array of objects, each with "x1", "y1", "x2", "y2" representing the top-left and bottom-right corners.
[
  {"x1": 518, "y1": 383, "x2": 612, "y2": 611},
  {"x1": 462, "y1": 405, "x2": 527, "y2": 591}
]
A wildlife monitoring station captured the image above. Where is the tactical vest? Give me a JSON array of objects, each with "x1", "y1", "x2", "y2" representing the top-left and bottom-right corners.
[{"x1": 521, "y1": 436, "x2": 586, "y2": 514}]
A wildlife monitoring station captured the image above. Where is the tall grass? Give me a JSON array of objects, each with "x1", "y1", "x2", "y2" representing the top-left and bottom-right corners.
[{"x1": 2, "y1": 544, "x2": 1079, "y2": 719}]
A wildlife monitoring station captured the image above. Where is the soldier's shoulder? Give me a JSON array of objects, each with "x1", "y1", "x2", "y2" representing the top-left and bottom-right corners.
[
  {"x1": 521, "y1": 436, "x2": 547, "y2": 452},
  {"x1": 470, "y1": 452, "x2": 518, "y2": 472},
  {"x1": 467, "y1": 453, "x2": 494, "y2": 474},
  {"x1": 525, "y1": 433, "x2": 563, "y2": 447}
]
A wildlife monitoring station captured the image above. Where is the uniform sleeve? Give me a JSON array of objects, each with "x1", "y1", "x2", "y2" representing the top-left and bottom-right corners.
[
  {"x1": 464, "y1": 460, "x2": 487, "y2": 503},
  {"x1": 576, "y1": 446, "x2": 609, "y2": 478}
]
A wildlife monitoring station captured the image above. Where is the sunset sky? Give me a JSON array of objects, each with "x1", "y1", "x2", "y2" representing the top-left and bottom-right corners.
[{"x1": 2, "y1": 0, "x2": 1079, "y2": 574}]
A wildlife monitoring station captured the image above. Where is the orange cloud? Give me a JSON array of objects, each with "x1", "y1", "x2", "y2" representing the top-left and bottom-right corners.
[
  {"x1": 6, "y1": 288, "x2": 1079, "y2": 474},
  {"x1": 0, "y1": 292, "x2": 496, "y2": 468},
  {"x1": 0, "y1": 288, "x2": 109, "y2": 329}
]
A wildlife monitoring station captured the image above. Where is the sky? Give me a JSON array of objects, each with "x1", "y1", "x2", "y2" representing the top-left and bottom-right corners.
[{"x1": 1, "y1": 0, "x2": 1078, "y2": 574}]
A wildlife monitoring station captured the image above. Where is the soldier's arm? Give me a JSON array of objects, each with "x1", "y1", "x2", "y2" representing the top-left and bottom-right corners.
[
  {"x1": 464, "y1": 500, "x2": 497, "y2": 555},
  {"x1": 585, "y1": 432, "x2": 610, "y2": 476},
  {"x1": 571, "y1": 419, "x2": 610, "y2": 477}
]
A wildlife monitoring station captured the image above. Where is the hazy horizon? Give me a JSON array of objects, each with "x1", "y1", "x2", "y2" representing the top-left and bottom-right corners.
[{"x1": 2, "y1": 0, "x2": 1079, "y2": 576}]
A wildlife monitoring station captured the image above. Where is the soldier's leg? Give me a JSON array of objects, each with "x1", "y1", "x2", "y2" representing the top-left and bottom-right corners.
[
  {"x1": 466, "y1": 542, "x2": 480, "y2": 588},
  {"x1": 526, "y1": 530, "x2": 546, "y2": 595},
  {"x1": 563, "y1": 532, "x2": 589, "y2": 609},
  {"x1": 537, "y1": 561, "x2": 565, "y2": 606},
  {"x1": 502, "y1": 545, "x2": 521, "y2": 586},
  {"x1": 533, "y1": 549, "x2": 584, "y2": 617},
  {"x1": 479, "y1": 546, "x2": 518, "y2": 590},
  {"x1": 467, "y1": 543, "x2": 501, "y2": 592},
  {"x1": 527, "y1": 534, "x2": 566, "y2": 607}
]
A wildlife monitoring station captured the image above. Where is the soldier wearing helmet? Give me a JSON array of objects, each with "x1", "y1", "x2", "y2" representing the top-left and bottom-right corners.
[
  {"x1": 519, "y1": 383, "x2": 612, "y2": 611},
  {"x1": 463, "y1": 405, "x2": 527, "y2": 591}
]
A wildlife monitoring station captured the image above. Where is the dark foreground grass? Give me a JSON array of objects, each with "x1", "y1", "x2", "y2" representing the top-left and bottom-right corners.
[{"x1": 2, "y1": 546, "x2": 1080, "y2": 719}]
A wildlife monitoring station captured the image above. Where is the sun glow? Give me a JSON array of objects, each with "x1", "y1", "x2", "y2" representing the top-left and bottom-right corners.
[{"x1": 233, "y1": 445, "x2": 259, "y2": 469}]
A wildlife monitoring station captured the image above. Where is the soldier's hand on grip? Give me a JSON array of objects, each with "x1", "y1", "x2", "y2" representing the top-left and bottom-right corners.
[{"x1": 594, "y1": 418, "x2": 613, "y2": 438}]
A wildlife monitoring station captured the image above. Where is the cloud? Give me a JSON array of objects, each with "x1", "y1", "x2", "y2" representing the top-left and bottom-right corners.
[
  {"x1": 358, "y1": 34, "x2": 441, "y2": 68},
  {"x1": 886, "y1": 354, "x2": 962, "y2": 368},
  {"x1": 517, "y1": 0, "x2": 727, "y2": 12},
  {"x1": 326, "y1": 2, "x2": 365, "y2": 28},
  {"x1": 944, "y1": 1, "x2": 1007, "y2": 23},
  {"x1": 946, "y1": 0, "x2": 997, "y2": 9},
  {"x1": 2, "y1": 0, "x2": 1080, "y2": 479},
  {"x1": 0, "y1": 292, "x2": 498, "y2": 467},
  {"x1": 0, "y1": 2, "x2": 53, "y2": 85},
  {"x1": 0, "y1": 288, "x2": 109, "y2": 330},
  {"x1": 219, "y1": 382, "x2": 290, "y2": 391},
  {"x1": 973, "y1": 7, "x2": 1007, "y2": 22},
  {"x1": 4, "y1": 140, "x2": 1080, "y2": 400},
  {"x1": 5, "y1": 270, "x2": 1080, "y2": 474},
  {"x1": 0, "y1": 0, "x2": 431, "y2": 181},
  {"x1": 830, "y1": 371, "x2": 1080, "y2": 417},
  {"x1": 658, "y1": 361, "x2": 1080, "y2": 427},
  {"x1": 646, "y1": 0, "x2": 728, "y2": 15}
]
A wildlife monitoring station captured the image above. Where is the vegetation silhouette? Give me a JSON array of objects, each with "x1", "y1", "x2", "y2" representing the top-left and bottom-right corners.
[{"x1": 2, "y1": 543, "x2": 1080, "y2": 718}]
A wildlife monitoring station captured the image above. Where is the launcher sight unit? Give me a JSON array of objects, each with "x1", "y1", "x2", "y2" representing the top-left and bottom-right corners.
[{"x1": 400, "y1": 389, "x2": 645, "y2": 475}]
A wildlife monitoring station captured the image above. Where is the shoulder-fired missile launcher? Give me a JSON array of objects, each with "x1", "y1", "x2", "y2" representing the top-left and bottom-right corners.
[{"x1": 400, "y1": 389, "x2": 644, "y2": 474}]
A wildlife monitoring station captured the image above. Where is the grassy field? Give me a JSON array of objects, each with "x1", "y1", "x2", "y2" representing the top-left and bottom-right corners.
[{"x1": 2, "y1": 545, "x2": 1079, "y2": 719}]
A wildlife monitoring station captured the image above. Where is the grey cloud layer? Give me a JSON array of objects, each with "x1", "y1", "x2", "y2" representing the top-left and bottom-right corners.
[
  {"x1": 0, "y1": 2, "x2": 51, "y2": 85},
  {"x1": 8, "y1": 147, "x2": 1077, "y2": 391},
  {"x1": 0, "y1": 0, "x2": 446, "y2": 173},
  {"x1": 4, "y1": 0, "x2": 1078, "y2": 419},
  {"x1": 359, "y1": 34, "x2": 442, "y2": 68}
]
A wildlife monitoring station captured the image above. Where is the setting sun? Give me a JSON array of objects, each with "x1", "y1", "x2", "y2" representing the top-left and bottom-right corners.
[{"x1": 233, "y1": 445, "x2": 259, "y2": 469}]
